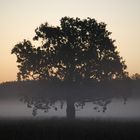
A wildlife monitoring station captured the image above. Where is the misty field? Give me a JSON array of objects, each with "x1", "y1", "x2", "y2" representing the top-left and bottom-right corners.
[{"x1": 0, "y1": 80, "x2": 140, "y2": 139}]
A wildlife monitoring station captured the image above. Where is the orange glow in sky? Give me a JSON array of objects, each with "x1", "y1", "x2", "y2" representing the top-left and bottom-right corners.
[{"x1": 0, "y1": 0, "x2": 140, "y2": 82}]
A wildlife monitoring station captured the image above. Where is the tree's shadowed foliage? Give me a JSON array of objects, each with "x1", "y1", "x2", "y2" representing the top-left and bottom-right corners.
[
  {"x1": 21, "y1": 93, "x2": 112, "y2": 118},
  {"x1": 11, "y1": 17, "x2": 128, "y2": 82}
]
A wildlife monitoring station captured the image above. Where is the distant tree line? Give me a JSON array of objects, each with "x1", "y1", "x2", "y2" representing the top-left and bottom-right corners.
[{"x1": 0, "y1": 76, "x2": 139, "y2": 98}]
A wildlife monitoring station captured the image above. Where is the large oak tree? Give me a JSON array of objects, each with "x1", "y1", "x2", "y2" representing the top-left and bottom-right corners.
[{"x1": 12, "y1": 17, "x2": 127, "y2": 82}]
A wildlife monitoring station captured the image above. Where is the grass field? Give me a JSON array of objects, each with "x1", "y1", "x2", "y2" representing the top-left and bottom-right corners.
[{"x1": 0, "y1": 118, "x2": 140, "y2": 140}]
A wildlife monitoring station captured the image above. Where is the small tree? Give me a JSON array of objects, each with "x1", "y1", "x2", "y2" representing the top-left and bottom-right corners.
[
  {"x1": 12, "y1": 17, "x2": 127, "y2": 82},
  {"x1": 131, "y1": 73, "x2": 140, "y2": 80}
]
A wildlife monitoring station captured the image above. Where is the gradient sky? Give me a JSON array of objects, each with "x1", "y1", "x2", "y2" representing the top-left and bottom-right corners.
[{"x1": 0, "y1": 0, "x2": 140, "y2": 83}]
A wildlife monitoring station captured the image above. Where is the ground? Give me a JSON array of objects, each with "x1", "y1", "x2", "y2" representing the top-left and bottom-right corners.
[{"x1": 0, "y1": 118, "x2": 140, "y2": 140}]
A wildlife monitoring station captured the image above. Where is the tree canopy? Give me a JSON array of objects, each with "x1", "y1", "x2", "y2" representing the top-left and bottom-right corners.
[{"x1": 12, "y1": 17, "x2": 128, "y2": 82}]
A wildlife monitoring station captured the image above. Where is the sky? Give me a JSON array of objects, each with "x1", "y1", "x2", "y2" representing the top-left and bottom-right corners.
[{"x1": 0, "y1": 0, "x2": 140, "y2": 83}]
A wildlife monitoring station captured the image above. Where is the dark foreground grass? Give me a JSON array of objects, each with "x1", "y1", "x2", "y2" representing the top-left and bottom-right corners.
[{"x1": 0, "y1": 118, "x2": 140, "y2": 140}]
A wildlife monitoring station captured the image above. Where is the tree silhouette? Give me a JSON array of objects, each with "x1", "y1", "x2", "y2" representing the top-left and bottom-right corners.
[
  {"x1": 12, "y1": 17, "x2": 127, "y2": 82},
  {"x1": 131, "y1": 73, "x2": 140, "y2": 80},
  {"x1": 11, "y1": 17, "x2": 128, "y2": 119}
]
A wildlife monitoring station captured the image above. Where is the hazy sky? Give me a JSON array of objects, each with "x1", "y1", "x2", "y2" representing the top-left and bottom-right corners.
[{"x1": 0, "y1": 0, "x2": 140, "y2": 82}]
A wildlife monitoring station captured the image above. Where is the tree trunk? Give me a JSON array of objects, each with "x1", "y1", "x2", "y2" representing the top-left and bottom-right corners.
[{"x1": 66, "y1": 98, "x2": 75, "y2": 119}]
